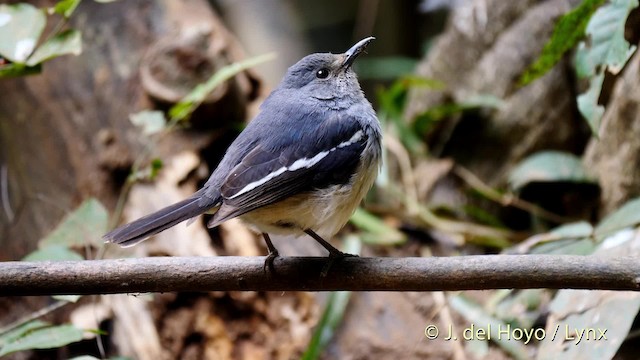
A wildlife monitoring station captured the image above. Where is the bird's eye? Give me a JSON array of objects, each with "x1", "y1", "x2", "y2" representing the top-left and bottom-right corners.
[{"x1": 316, "y1": 68, "x2": 330, "y2": 79}]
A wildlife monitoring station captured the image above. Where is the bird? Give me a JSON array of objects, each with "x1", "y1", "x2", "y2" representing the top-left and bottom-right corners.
[{"x1": 104, "y1": 37, "x2": 382, "y2": 269}]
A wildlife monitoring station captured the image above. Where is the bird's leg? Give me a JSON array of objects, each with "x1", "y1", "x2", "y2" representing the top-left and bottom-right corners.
[
  {"x1": 262, "y1": 233, "x2": 279, "y2": 273},
  {"x1": 304, "y1": 229, "x2": 355, "y2": 257},
  {"x1": 304, "y1": 229, "x2": 357, "y2": 276}
]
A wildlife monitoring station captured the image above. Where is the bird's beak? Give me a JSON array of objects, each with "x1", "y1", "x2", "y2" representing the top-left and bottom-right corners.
[{"x1": 342, "y1": 36, "x2": 375, "y2": 68}]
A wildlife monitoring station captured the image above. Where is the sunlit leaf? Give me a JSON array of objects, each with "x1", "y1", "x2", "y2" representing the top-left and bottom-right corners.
[
  {"x1": 508, "y1": 151, "x2": 593, "y2": 190},
  {"x1": 0, "y1": 3, "x2": 46, "y2": 63},
  {"x1": 519, "y1": 0, "x2": 605, "y2": 85},
  {"x1": 594, "y1": 197, "x2": 640, "y2": 241},
  {"x1": 574, "y1": 0, "x2": 638, "y2": 78},
  {"x1": 26, "y1": 29, "x2": 82, "y2": 66},
  {"x1": 0, "y1": 324, "x2": 84, "y2": 356},
  {"x1": 574, "y1": 0, "x2": 638, "y2": 136},
  {"x1": 129, "y1": 110, "x2": 167, "y2": 135},
  {"x1": 52, "y1": 0, "x2": 81, "y2": 18},
  {"x1": 39, "y1": 198, "x2": 108, "y2": 248}
]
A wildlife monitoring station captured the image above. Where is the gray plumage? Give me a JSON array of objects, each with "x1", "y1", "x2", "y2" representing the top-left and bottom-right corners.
[{"x1": 104, "y1": 37, "x2": 381, "y2": 259}]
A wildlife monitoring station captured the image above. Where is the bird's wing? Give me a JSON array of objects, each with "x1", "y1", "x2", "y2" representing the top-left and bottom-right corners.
[{"x1": 207, "y1": 115, "x2": 368, "y2": 227}]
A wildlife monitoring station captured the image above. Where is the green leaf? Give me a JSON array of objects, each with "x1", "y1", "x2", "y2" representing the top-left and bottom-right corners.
[
  {"x1": 22, "y1": 244, "x2": 83, "y2": 261},
  {"x1": 0, "y1": 62, "x2": 41, "y2": 78},
  {"x1": 536, "y1": 234, "x2": 640, "y2": 360},
  {"x1": 150, "y1": 158, "x2": 163, "y2": 179},
  {"x1": 574, "y1": 0, "x2": 638, "y2": 78},
  {"x1": 450, "y1": 295, "x2": 530, "y2": 360},
  {"x1": 349, "y1": 208, "x2": 406, "y2": 245},
  {"x1": 169, "y1": 52, "x2": 276, "y2": 122},
  {"x1": 301, "y1": 236, "x2": 360, "y2": 360},
  {"x1": 129, "y1": 110, "x2": 167, "y2": 135},
  {"x1": 53, "y1": 0, "x2": 81, "y2": 18},
  {"x1": 129, "y1": 158, "x2": 164, "y2": 182},
  {"x1": 0, "y1": 320, "x2": 49, "y2": 347},
  {"x1": 520, "y1": 221, "x2": 595, "y2": 255},
  {"x1": 39, "y1": 198, "x2": 108, "y2": 249},
  {"x1": 519, "y1": 0, "x2": 606, "y2": 85},
  {"x1": 0, "y1": 3, "x2": 46, "y2": 63},
  {"x1": 549, "y1": 221, "x2": 594, "y2": 239},
  {"x1": 577, "y1": 68, "x2": 606, "y2": 136},
  {"x1": 508, "y1": 151, "x2": 593, "y2": 190},
  {"x1": 354, "y1": 56, "x2": 418, "y2": 80},
  {"x1": 26, "y1": 29, "x2": 82, "y2": 66},
  {"x1": 574, "y1": 0, "x2": 638, "y2": 136},
  {"x1": 594, "y1": 197, "x2": 640, "y2": 241},
  {"x1": 493, "y1": 289, "x2": 547, "y2": 329},
  {"x1": 0, "y1": 324, "x2": 84, "y2": 356}
]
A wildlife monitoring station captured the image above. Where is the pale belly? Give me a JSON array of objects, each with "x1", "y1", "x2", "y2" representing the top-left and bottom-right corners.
[{"x1": 240, "y1": 159, "x2": 378, "y2": 239}]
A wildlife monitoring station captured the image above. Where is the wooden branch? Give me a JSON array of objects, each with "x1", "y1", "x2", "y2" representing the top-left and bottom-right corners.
[{"x1": 2, "y1": 255, "x2": 640, "y2": 296}]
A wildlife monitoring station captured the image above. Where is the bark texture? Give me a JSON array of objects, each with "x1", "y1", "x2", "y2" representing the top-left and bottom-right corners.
[{"x1": 583, "y1": 50, "x2": 640, "y2": 215}]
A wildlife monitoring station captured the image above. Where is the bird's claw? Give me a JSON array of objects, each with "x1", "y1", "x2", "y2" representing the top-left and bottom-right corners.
[
  {"x1": 321, "y1": 251, "x2": 357, "y2": 277},
  {"x1": 263, "y1": 250, "x2": 280, "y2": 274}
]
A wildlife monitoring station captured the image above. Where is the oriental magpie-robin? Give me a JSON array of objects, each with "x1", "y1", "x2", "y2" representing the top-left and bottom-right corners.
[{"x1": 104, "y1": 37, "x2": 381, "y2": 267}]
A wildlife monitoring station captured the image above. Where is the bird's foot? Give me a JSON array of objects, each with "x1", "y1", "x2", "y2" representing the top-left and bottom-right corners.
[
  {"x1": 321, "y1": 250, "x2": 357, "y2": 277},
  {"x1": 263, "y1": 249, "x2": 280, "y2": 274}
]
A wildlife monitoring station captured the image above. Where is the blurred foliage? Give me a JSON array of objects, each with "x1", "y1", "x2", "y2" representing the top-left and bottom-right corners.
[
  {"x1": 167, "y1": 52, "x2": 276, "y2": 122},
  {"x1": 0, "y1": 199, "x2": 109, "y2": 357},
  {"x1": 349, "y1": 208, "x2": 406, "y2": 245},
  {"x1": 575, "y1": 0, "x2": 639, "y2": 135},
  {"x1": 0, "y1": 324, "x2": 84, "y2": 357},
  {"x1": 4, "y1": 0, "x2": 640, "y2": 358},
  {"x1": 0, "y1": 2, "x2": 82, "y2": 77},
  {"x1": 519, "y1": 0, "x2": 606, "y2": 86},
  {"x1": 508, "y1": 151, "x2": 595, "y2": 190},
  {"x1": 519, "y1": 0, "x2": 638, "y2": 136},
  {"x1": 376, "y1": 75, "x2": 444, "y2": 154}
]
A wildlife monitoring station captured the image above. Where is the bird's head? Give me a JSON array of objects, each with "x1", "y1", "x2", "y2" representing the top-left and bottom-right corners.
[{"x1": 279, "y1": 37, "x2": 375, "y2": 102}]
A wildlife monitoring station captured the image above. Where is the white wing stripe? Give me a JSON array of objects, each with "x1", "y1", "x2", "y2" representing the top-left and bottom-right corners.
[{"x1": 228, "y1": 130, "x2": 364, "y2": 199}]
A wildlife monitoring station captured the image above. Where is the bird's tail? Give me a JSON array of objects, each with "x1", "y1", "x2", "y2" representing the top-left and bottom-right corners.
[{"x1": 103, "y1": 195, "x2": 209, "y2": 247}]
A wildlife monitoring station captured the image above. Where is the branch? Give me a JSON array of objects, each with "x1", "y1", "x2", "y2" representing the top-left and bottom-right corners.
[{"x1": 2, "y1": 255, "x2": 640, "y2": 296}]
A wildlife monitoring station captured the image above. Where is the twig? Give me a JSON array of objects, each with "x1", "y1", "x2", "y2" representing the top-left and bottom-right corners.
[
  {"x1": 453, "y1": 165, "x2": 571, "y2": 223},
  {"x1": 0, "y1": 300, "x2": 67, "y2": 335},
  {"x1": 1, "y1": 255, "x2": 639, "y2": 296}
]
